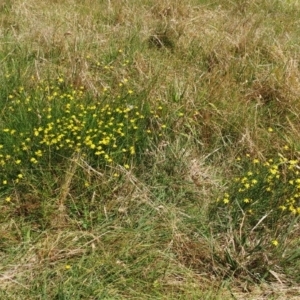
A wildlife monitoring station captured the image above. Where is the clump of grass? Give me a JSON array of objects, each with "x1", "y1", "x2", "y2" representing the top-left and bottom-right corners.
[
  {"x1": 0, "y1": 53, "x2": 168, "y2": 232},
  {"x1": 217, "y1": 150, "x2": 300, "y2": 222},
  {"x1": 0, "y1": 64, "x2": 165, "y2": 195},
  {"x1": 210, "y1": 147, "x2": 300, "y2": 282}
]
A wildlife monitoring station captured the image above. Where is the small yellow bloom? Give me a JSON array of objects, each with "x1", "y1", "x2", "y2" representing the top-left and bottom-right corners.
[
  {"x1": 124, "y1": 164, "x2": 130, "y2": 169},
  {"x1": 30, "y1": 157, "x2": 38, "y2": 164},
  {"x1": 130, "y1": 146, "x2": 135, "y2": 155},
  {"x1": 279, "y1": 205, "x2": 286, "y2": 211},
  {"x1": 223, "y1": 198, "x2": 229, "y2": 204},
  {"x1": 5, "y1": 197, "x2": 11, "y2": 202},
  {"x1": 271, "y1": 240, "x2": 279, "y2": 247},
  {"x1": 289, "y1": 205, "x2": 297, "y2": 214},
  {"x1": 35, "y1": 150, "x2": 43, "y2": 157},
  {"x1": 268, "y1": 127, "x2": 273, "y2": 132},
  {"x1": 270, "y1": 168, "x2": 278, "y2": 175},
  {"x1": 241, "y1": 177, "x2": 247, "y2": 183},
  {"x1": 289, "y1": 160, "x2": 298, "y2": 166},
  {"x1": 65, "y1": 265, "x2": 71, "y2": 270}
]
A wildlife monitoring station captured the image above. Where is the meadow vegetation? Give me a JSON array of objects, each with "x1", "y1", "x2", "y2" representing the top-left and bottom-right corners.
[{"x1": 1, "y1": 0, "x2": 300, "y2": 298}]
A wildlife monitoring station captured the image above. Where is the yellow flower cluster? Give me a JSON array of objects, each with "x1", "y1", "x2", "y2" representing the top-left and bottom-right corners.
[
  {"x1": 219, "y1": 153, "x2": 300, "y2": 216},
  {"x1": 0, "y1": 76, "x2": 164, "y2": 192}
]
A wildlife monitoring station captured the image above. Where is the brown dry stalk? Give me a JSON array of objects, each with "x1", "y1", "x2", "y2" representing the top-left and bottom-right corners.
[{"x1": 52, "y1": 152, "x2": 80, "y2": 227}]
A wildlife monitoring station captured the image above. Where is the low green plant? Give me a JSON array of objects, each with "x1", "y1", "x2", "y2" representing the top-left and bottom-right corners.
[
  {"x1": 211, "y1": 147, "x2": 300, "y2": 281},
  {"x1": 217, "y1": 149, "x2": 300, "y2": 223},
  {"x1": 0, "y1": 59, "x2": 165, "y2": 199}
]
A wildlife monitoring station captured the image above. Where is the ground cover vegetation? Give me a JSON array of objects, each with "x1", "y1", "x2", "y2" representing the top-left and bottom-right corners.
[{"x1": 1, "y1": 0, "x2": 300, "y2": 298}]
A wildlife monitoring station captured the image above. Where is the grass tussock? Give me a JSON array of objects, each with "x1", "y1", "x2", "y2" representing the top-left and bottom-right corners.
[{"x1": 1, "y1": 0, "x2": 300, "y2": 299}]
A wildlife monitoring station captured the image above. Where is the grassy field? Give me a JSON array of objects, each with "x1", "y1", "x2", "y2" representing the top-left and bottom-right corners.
[{"x1": 1, "y1": 0, "x2": 300, "y2": 298}]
